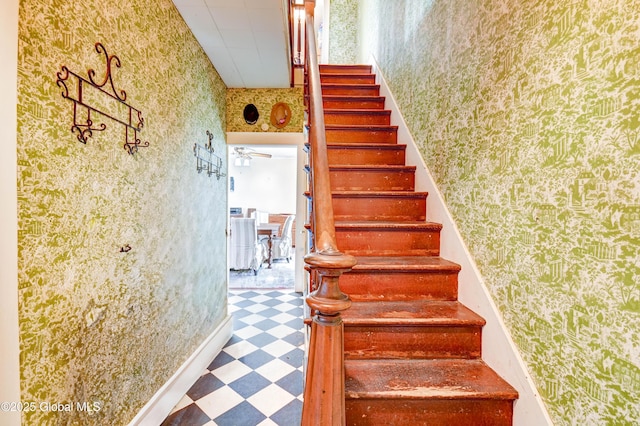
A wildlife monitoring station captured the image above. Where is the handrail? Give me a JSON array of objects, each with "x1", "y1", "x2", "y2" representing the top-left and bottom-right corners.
[
  {"x1": 304, "y1": 7, "x2": 337, "y2": 255},
  {"x1": 301, "y1": 1, "x2": 357, "y2": 425}
]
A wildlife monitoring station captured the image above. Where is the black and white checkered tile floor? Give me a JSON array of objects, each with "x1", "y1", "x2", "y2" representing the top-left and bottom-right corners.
[{"x1": 161, "y1": 290, "x2": 305, "y2": 426}]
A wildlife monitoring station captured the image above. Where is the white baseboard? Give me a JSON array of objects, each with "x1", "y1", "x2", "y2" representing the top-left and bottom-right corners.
[
  {"x1": 128, "y1": 315, "x2": 233, "y2": 426},
  {"x1": 368, "y1": 58, "x2": 553, "y2": 426}
]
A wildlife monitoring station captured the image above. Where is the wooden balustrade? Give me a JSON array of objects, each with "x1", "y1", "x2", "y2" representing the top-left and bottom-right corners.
[{"x1": 301, "y1": 1, "x2": 357, "y2": 424}]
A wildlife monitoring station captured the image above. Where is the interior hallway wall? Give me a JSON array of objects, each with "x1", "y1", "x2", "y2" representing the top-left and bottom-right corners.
[
  {"x1": 229, "y1": 154, "x2": 297, "y2": 216},
  {"x1": 327, "y1": 0, "x2": 359, "y2": 64},
  {"x1": 331, "y1": 0, "x2": 640, "y2": 424},
  {"x1": 1, "y1": 1, "x2": 21, "y2": 425},
  {"x1": 226, "y1": 88, "x2": 304, "y2": 133},
  {"x1": 16, "y1": 0, "x2": 228, "y2": 424}
]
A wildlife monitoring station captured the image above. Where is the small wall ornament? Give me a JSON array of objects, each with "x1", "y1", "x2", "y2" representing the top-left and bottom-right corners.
[
  {"x1": 194, "y1": 130, "x2": 226, "y2": 180},
  {"x1": 56, "y1": 42, "x2": 149, "y2": 155},
  {"x1": 243, "y1": 103, "x2": 259, "y2": 125},
  {"x1": 270, "y1": 102, "x2": 291, "y2": 128}
]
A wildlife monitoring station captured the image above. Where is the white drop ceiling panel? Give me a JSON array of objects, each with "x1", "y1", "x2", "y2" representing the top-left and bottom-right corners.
[{"x1": 173, "y1": 0, "x2": 291, "y2": 88}]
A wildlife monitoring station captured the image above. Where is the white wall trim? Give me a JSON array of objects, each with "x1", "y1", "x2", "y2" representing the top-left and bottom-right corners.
[
  {"x1": 128, "y1": 315, "x2": 233, "y2": 426},
  {"x1": 226, "y1": 131, "x2": 303, "y2": 146},
  {"x1": 0, "y1": 1, "x2": 21, "y2": 425},
  {"x1": 369, "y1": 57, "x2": 553, "y2": 426}
]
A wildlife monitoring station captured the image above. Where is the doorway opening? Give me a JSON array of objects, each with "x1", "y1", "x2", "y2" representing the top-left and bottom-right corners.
[{"x1": 227, "y1": 143, "x2": 306, "y2": 292}]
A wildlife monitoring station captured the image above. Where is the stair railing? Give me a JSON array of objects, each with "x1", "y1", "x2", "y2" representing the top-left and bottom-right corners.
[{"x1": 301, "y1": 1, "x2": 357, "y2": 425}]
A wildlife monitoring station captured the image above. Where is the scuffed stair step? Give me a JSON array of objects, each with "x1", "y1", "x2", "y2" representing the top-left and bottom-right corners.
[
  {"x1": 323, "y1": 95, "x2": 385, "y2": 110},
  {"x1": 321, "y1": 83, "x2": 381, "y2": 96},
  {"x1": 324, "y1": 109, "x2": 391, "y2": 125},
  {"x1": 341, "y1": 256, "x2": 460, "y2": 301},
  {"x1": 332, "y1": 191, "x2": 427, "y2": 221},
  {"x1": 330, "y1": 165, "x2": 416, "y2": 191},
  {"x1": 320, "y1": 64, "x2": 372, "y2": 74},
  {"x1": 345, "y1": 359, "x2": 518, "y2": 426},
  {"x1": 326, "y1": 124, "x2": 398, "y2": 143},
  {"x1": 336, "y1": 221, "x2": 441, "y2": 256},
  {"x1": 320, "y1": 73, "x2": 376, "y2": 85},
  {"x1": 306, "y1": 142, "x2": 406, "y2": 165},
  {"x1": 327, "y1": 143, "x2": 406, "y2": 165},
  {"x1": 343, "y1": 300, "x2": 484, "y2": 359}
]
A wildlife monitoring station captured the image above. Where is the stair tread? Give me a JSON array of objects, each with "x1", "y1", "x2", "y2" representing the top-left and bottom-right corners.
[
  {"x1": 325, "y1": 108, "x2": 390, "y2": 114},
  {"x1": 310, "y1": 142, "x2": 405, "y2": 149},
  {"x1": 319, "y1": 64, "x2": 372, "y2": 73},
  {"x1": 330, "y1": 164, "x2": 415, "y2": 170},
  {"x1": 332, "y1": 191, "x2": 427, "y2": 196},
  {"x1": 323, "y1": 95, "x2": 384, "y2": 101},
  {"x1": 326, "y1": 124, "x2": 398, "y2": 129},
  {"x1": 351, "y1": 255, "x2": 461, "y2": 271},
  {"x1": 322, "y1": 83, "x2": 379, "y2": 88},
  {"x1": 308, "y1": 190, "x2": 429, "y2": 198},
  {"x1": 343, "y1": 300, "x2": 485, "y2": 326},
  {"x1": 321, "y1": 72, "x2": 375, "y2": 77},
  {"x1": 345, "y1": 359, "x2": 518, "y2": 400},
  {"x1": 327, "y1": 142, "x2": 405, "y2": 150},
  {"x1": 335, "y1": 221, "x2": 442, "y2": 230}
]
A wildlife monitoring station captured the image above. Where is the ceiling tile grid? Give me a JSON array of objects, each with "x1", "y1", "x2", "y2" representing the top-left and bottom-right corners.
[{"x1": 173, "y1": 0, "x2": 291, "y2": 88}]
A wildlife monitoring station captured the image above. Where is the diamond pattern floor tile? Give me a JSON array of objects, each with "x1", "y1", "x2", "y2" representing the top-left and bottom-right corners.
[{"x1": 161, "y1": 290, "x2": 305, "y2": 426}]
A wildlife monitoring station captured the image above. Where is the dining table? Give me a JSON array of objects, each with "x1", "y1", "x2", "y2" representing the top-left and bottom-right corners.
[{"x1": 257, "y1": 223, "x2": 281, "y2": 268}]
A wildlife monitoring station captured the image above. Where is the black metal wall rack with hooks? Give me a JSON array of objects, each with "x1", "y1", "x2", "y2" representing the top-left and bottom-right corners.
[
  {"x1": 194, "y1": 130, "x2": 226, "y2": 180},
  {"x1": 56, "y1": 42, "x2": 149, "y2": 155}
]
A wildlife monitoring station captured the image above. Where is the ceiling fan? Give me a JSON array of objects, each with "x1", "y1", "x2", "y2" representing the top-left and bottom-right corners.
[
  {"x1": 233, "y1": 146, "x2": 272, "y2": 167},
  {"x1": 233, "y1": 146, "x2": 272, "y2": 159}
]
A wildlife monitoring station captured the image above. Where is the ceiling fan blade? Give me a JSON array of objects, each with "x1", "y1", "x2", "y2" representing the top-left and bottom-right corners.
[{"x1": 233, "y1": 146, "x2": 272, "y2": 159}]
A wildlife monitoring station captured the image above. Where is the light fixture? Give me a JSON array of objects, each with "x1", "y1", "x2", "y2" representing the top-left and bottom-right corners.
[{"x1": 234, "y1": 156, "x2": 251, "y2": 167}]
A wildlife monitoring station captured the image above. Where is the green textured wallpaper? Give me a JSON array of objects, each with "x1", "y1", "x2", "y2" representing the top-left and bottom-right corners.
[
  {"x1": 336, "y1": 0, "x2": 640, "y2": 424},
  {"x1": 328, "y1": 0, "x2": 359, "y2": 64},
  {"x1": 17, "y1": 0, "x2": 228, "y2": 424},
  {"x1": 226, "y1": 88, "x2": 304, "y2": 133}
]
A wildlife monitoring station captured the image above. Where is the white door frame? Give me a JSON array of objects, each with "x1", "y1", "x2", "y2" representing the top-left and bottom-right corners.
[{"x1": 226, "y1": 132, "x2": 307, "y2": 293}]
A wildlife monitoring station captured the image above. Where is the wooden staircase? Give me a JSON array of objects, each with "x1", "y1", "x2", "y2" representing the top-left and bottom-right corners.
[{"x1": 312, "y1": 64, "x2": 519, "y2": 425}]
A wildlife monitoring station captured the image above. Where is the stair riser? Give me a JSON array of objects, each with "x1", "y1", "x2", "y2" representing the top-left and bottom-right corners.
[
  {"x1": 336, "y1": 229, "x2": 440, "y2": 256},
  {"x1": 322, "y1": 85, "x2": 380, "y2": 96},
  {"x1": 326, "y1": 127, "x2": 397, "y2": 143},
  {"x1": 320, "y1": 74, "x2": 376, "y2": 85},
  {"x1": 346, "y1": 400, "x2": 514, "y2": 426},
  {"x1": 309, "y1": 66, "x2": 518, "y2": 424},
  {"x1": 323, "y1": 98, "x2": 385, "y2": 110},
  {"x1": 328, "y1": 147, "x2": 405, "y2": 165},
  {"x1": 320, "y1": 64, "x2": 372, "y2": 74},
  {"x1": 344, "y1": 325, "x2": 482, "y2": 359},
  {"x1": 333, "y1": 196, "x2": 427, "y2": 221},
  {"x1": 330, "y1": 169, "x2": 415, "y2": 191},
  {"x1": 324, "y1": 111, "x2": 391, "y2": 126},
  {"x1": 340, "y1": 271, "x2": 459, "y2": 301}
]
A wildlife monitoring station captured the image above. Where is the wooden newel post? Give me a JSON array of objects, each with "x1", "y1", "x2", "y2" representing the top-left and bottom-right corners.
[{"x1": 302, "y1": 251, "x2": 356, "y2": 426}]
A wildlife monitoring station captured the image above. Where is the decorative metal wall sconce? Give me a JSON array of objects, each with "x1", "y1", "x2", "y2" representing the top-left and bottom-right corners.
[
  {"x1": 194, "y1": 130, "x2": 226, "y2": 180},
  {"x1": 56, "y1": 42, "x2": 149, "y2": 155}
]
